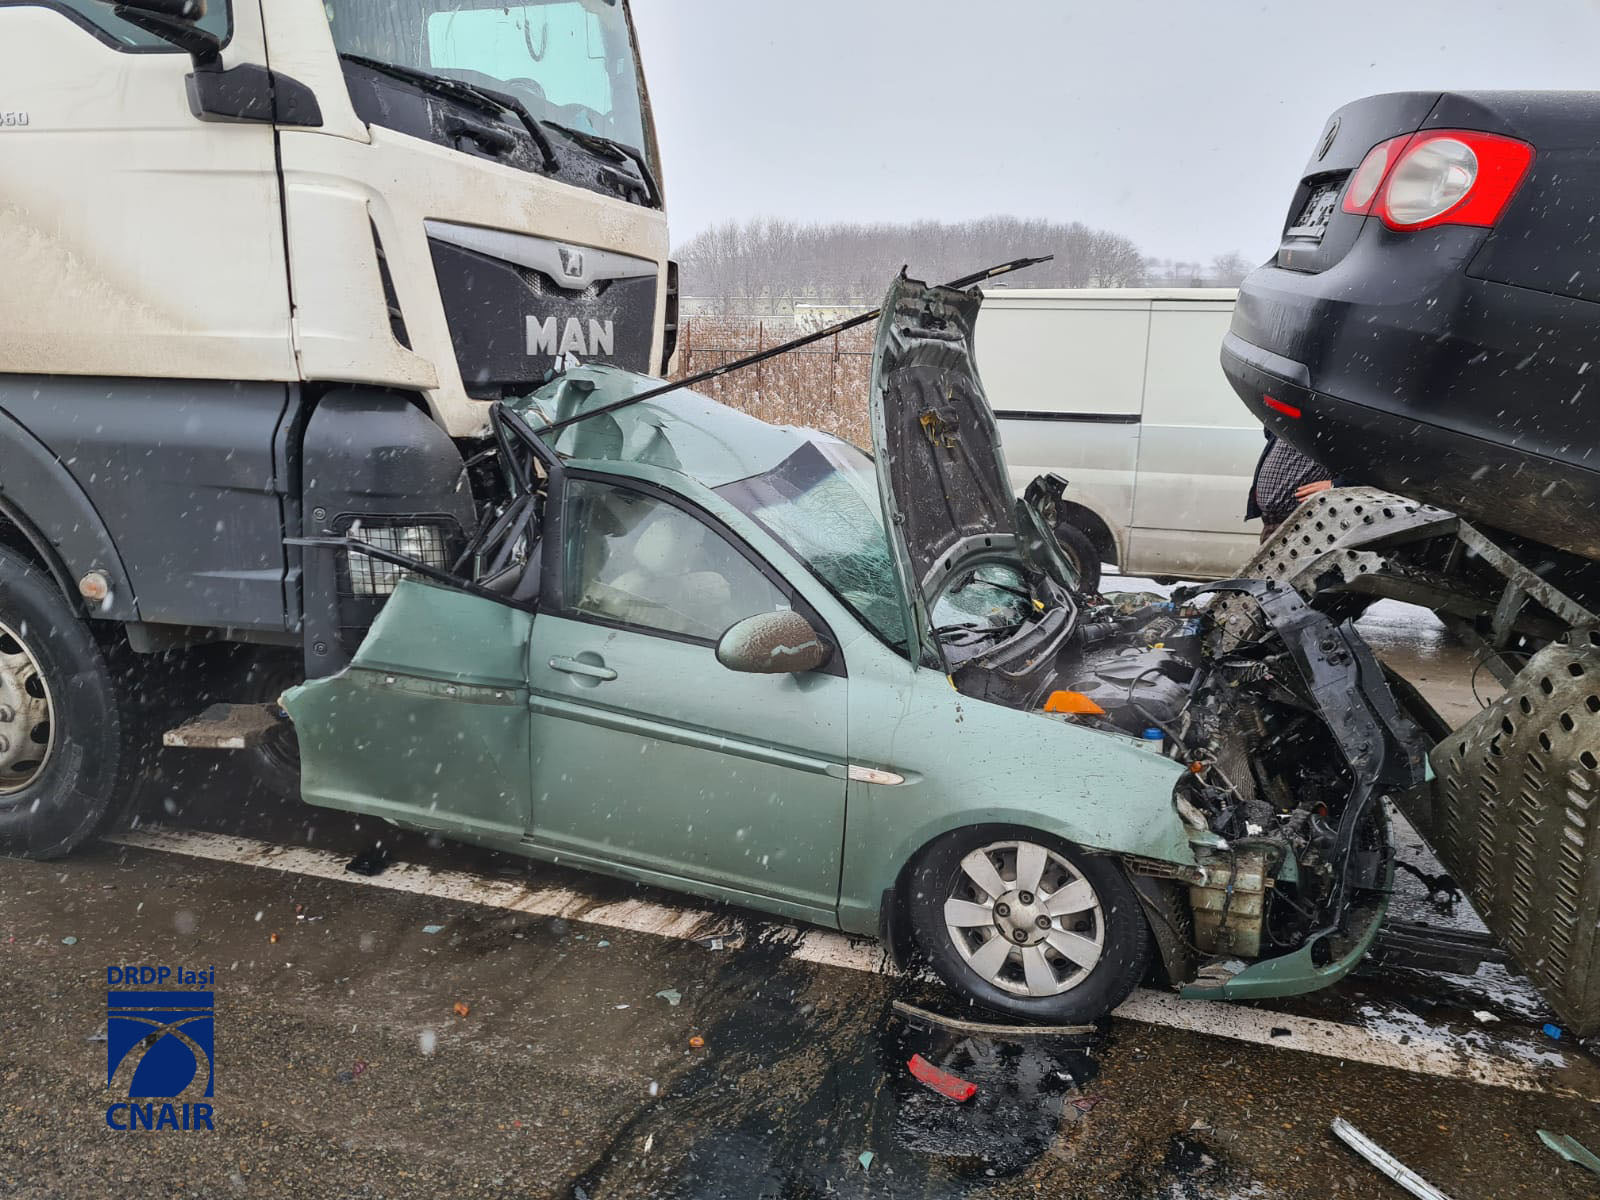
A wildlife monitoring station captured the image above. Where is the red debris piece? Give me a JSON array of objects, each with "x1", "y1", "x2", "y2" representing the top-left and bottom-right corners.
[{"x1": 907, "y1": 1054, "x2": 977, "y2": 1102}]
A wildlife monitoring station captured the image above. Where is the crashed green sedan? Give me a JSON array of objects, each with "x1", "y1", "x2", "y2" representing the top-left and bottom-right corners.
[{"x1": 284, "y1": 274, "x2": 1427, "y2": 1023}]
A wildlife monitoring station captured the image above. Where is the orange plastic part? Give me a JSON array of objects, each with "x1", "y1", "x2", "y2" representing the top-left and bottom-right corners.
[{"x1": 1044, "y1": 690, "x2": 1106, "y2": 716}]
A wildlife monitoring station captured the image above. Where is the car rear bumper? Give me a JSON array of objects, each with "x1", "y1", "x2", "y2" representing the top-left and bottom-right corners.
[{"x1": 1222, "y1": 228, "x2": 1600, "y2": 558}]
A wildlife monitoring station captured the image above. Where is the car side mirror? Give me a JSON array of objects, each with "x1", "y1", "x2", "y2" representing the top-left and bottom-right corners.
[{"x1": 716, "y1": 611, "x2": 830, "y2": 675}]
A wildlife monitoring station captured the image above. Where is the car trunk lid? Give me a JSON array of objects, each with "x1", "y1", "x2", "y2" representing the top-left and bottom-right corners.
[{"x1": 1275, "y1": 91, "x2": 1440, "y2": 273}]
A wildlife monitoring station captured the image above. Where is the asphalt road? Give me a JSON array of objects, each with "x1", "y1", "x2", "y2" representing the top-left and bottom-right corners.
[{"x1": 3, "y1": 595, "x2": 1599, "y2": 1199}]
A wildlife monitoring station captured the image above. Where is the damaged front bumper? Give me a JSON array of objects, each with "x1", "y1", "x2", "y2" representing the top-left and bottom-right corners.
[{"x1": 1180, "y1": 845, "x2": 1393, "y2": 1001}]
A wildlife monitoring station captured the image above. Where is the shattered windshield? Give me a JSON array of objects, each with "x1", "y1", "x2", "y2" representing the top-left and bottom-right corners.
[
  {"x1": 717, "y1": 438, "x2": 910, "y2": 654},
  {"x1": 323, "y1": 0, "x2": 653, "y2": 167},
  {"x1": 931, "y1": 564, "x2": 1034, "y2": 635}
]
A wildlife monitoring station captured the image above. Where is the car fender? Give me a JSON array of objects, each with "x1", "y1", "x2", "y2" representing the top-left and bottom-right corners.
[
  {"x1": 836, "y1": 660, "x2": 1195, "y2": 937},
  {"x1": 840, "y1": 792, "x2": 1191, "y2": 940}
]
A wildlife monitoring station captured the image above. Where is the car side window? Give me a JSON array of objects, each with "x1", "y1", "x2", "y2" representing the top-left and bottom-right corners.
[
  {"x1": 21, "y1": 1, "x2": 233, "y2": 50},
  {"x1": 563, "y1": 479, "x2": 788, "y2": 642}
]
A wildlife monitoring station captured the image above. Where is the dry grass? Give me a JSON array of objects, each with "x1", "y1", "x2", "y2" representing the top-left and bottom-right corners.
[{"x1": 672, "y1": 317, "x2": 873, "y2": 448}]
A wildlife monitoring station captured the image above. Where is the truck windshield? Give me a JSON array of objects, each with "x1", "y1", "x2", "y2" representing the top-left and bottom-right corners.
[{"x1": 324, "y1": 0, "x2": 652, "y2": 167}]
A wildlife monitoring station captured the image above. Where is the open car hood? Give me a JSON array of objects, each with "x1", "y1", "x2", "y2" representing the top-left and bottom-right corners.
[{"x1": 868, "y1": 273, "x2": 1076, "y2": 656}]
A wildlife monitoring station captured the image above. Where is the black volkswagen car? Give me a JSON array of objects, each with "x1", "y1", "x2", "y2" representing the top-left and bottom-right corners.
[{"x1": 1221, "y1": 91, "x2": 1600, "y2": 562}]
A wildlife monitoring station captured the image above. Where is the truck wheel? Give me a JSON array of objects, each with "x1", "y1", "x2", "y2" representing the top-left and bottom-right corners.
[
  {"x1": 0, "y1": 547, "x2": 134, "y2": 858},
  {"x1": 906, "y1": 827, "x2": 1151, "y2": 1023},
  {"x1": 1053, "y1": 522, "x2": 1102, "y2": 594}
]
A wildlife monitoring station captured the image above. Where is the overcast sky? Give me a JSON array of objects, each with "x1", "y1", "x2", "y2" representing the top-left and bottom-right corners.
[{"x1": 630, "y1": 0, "x2": 1600, "y2": 264}]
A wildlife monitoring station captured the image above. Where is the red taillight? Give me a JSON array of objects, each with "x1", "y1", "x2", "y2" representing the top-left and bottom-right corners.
[
  {"x1": 1263, "y1": 394, "x2": 1301, "y2": 419},
  {"x1": 1341, "y1": 135, "x2": 1409, "y2": 215},
  {"x1": 1341, "y1": 129, "x2": 1534, "y2": 232}
]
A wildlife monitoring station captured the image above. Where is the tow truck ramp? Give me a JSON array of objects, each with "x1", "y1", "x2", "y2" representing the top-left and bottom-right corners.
[{"x1": 1239, "y1": 487, "x2": 1600, "y2": 1035}]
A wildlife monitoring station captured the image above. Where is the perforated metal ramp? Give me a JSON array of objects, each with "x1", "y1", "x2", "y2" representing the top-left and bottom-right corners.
[
  {"x1": 1222, "y1": 488, "x2": 1600, "y2": 1034},
  {"x1": 1427, "y1": 633, "x2": 1600, "y2": 1034}
]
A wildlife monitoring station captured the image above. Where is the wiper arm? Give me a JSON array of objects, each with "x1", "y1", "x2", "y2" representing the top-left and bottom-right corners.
[
  {"x1": 542, "y1": 121, "x2": 661, "y2": 208},
  {"x1": 470, "y1": 83, "x2": 560, "y2": 173},
  {"x1": 340, "y1": 54, "x2": 558, "y2": 172}
]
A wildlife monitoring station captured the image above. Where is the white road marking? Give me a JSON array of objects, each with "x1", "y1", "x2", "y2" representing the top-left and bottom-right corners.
[{"x1": 108, "y1": 827, "x2": 1585, "y2": 1098}]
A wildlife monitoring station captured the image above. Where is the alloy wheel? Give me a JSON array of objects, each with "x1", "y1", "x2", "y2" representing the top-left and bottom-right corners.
[{"x1": 942, "y1": 839, "x2": 1105, "y2": 997}]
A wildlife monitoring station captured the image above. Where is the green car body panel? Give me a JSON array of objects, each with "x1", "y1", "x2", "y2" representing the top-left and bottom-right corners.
[
  {"x1": 286, "y1": 581, "x2": 534, "y2": 842},
  {"x1": 283, "y1": 362, "x2": 1197, "y2": 944}
]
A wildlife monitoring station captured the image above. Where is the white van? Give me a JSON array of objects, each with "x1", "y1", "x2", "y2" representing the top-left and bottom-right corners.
[{"x1": 976, "y1": 288, "x2": 1263, "y2": 586}]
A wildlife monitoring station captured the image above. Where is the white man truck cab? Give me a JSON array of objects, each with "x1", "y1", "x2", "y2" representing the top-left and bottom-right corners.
[{"x1": 0, "y1": 0, "x2": 674, "y2": 856}]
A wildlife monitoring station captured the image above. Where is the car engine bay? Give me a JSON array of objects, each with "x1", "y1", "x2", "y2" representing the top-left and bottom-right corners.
[{"x1": 1040, "y1": 580, "x2": 1430, "y2": 968}]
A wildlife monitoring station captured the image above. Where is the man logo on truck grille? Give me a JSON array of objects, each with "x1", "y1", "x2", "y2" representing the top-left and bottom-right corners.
[
  {"x1": 527, "y1": 315, "x2": 616, "y2": 358},
  {"x1": 104, "y1": 966, "x2": 216, "y2": 1132},
  {"x1": 557, "y1": 247, "x2": 585, "y2": 278}
]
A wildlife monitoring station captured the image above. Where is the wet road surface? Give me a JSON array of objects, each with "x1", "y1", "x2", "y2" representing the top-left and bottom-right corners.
[{"x1": 3, "y1": 596, "x2": 1598, "y2": 1199}]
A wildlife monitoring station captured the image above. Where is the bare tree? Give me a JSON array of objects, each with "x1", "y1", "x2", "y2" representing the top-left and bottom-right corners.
[
  {"x1": 676, "y1": 216, "x2": 1151, "y2": 306},
  {"x1": 1206, "y1": 251, "x2": 1254, "y2": 287}
]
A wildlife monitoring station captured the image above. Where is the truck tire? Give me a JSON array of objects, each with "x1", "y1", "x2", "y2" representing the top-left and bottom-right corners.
[
  {"x1": 0, "y1": 547, "x2": 135, "y2": 858},
  {"x1": 1053, "y1": 522, "x2": 1103, "y2": 594}
]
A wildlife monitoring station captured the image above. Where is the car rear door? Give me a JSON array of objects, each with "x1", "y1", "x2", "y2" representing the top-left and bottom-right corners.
[{"x1": 524, "y1": 473, "x2": 849, "y2": 922}]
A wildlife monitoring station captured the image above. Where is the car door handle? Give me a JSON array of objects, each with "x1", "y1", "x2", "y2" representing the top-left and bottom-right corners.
[{"x1": 549, "y1": 656, "x2": 618, "y2": 682}]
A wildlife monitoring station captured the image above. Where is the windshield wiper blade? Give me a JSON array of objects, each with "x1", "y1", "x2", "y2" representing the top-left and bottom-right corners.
[
  {"x1": 339, "y1": 54, "x2": 558, "y2": 172},
  {"x1": 542, "y1": 121, "x2": 661, "y2": 208}
]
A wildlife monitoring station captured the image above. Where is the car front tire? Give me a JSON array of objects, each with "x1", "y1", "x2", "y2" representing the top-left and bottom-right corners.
[{"x1": 906, "y1": 826, "x2": 1151, "y2": 1023}]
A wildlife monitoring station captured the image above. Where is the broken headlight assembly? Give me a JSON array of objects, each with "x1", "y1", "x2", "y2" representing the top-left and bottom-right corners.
[
  {"x1": 1053, "y1": 580, "x2": 1428, "y2": 967},
  {"x1": 341, "y1": 518, "x2": 455, "y2": 597}
]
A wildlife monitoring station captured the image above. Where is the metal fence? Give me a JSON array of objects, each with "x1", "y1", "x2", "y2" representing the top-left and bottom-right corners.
[{"x1": 672, "y1": 317, "x2": 874, "y2": 448}]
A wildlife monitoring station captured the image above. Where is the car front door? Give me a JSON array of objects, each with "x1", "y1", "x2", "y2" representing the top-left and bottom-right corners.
[{"x1": 525, "y1": 474, "x2": 849, "y2": 922}]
